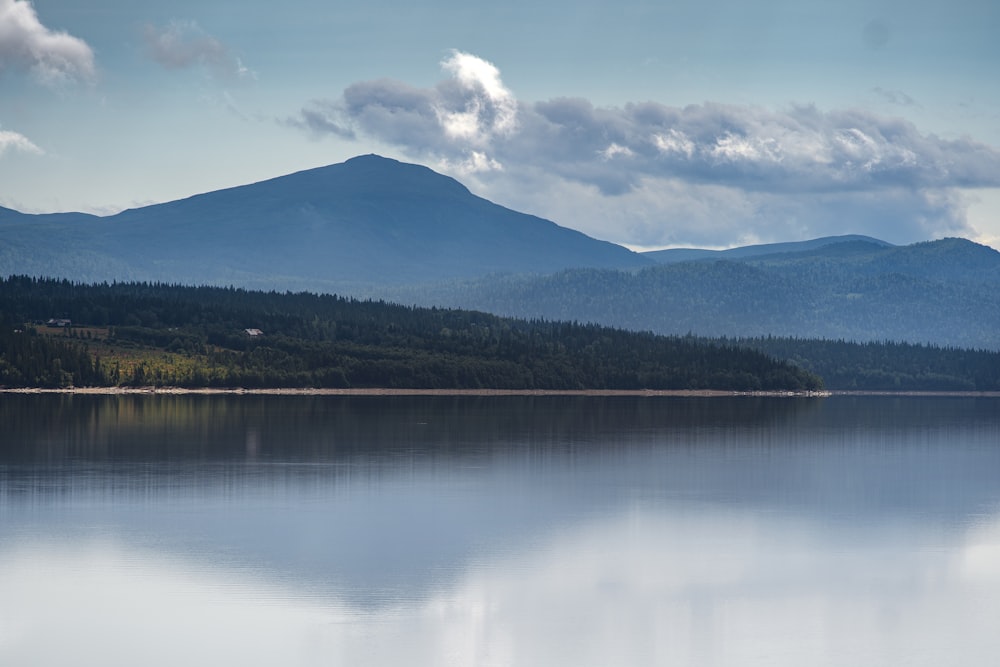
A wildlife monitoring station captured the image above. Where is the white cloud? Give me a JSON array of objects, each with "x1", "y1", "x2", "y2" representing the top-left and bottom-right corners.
[
  {"x1": 601, "y1": 143, "x2": 634, "y2": 160},
  {"x1": 654, "y1": 130, "x2": 695, "y2": 159},
  {"x1": 143, "y1": 21, "x2": 254, "y2": 82},
  {"x1": 709, "y1": 132, "x2": 783, "y2": 164},
  {"x1": 437, "y1": 150, "x2": 504, "y2": 176},
  {"x1": 0, "y1": 0, "x2": 95, "y2": 85},
  {"x1": 291, "y1": 52, "x2": 1000, "y2": 247},
  {"x1": 292, "y1": 51, "x2": 516, "y2": 167},
  {"x1": 438, "y1": 50, "x2": 518, "y2": 141},
  {"x1": 0, "y1": 128, "x2": 42, "y2": 156}
]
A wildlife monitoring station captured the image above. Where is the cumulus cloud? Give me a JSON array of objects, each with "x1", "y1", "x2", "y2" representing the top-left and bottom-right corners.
[
  {"x1": 0, "y1": 0, "x2": 95, "y2": 84},
  {"x1": 143, "y1": 20, "x2": 253, "y2": 81},
  {"x1": 437, "y1": 50, "x2": 517, "y2": 144},
  {"x1": 290, "y1": 51, "x2": 515, "y2": 173},
  {"x1": 0, "y1": 127, "x2": 42, "y2": 156},
  {"x1": 290, "y1": 52, "x2": 1000, "y2": 247}
]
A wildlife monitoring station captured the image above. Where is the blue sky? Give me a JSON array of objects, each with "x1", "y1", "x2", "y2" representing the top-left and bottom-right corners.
[{"x1": 2, "y1": 0, "x2": 999, "y2": 249}]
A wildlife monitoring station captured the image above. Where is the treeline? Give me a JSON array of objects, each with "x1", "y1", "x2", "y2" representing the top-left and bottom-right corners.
[
  {"x1": 735, "y1": 336, "x2": 1000, "y2": 391},
  {"x1": 0, "y1": 277, "x2": 821, "y2": 391},
  {"x1": 0, "y1": 319, "x2": 104, "y2": 388}
]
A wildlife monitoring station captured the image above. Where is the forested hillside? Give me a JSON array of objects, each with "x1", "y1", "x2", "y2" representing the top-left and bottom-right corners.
[
  {"x1": 400, "y1": 238, "x2": 1000, "y2": 350},
  {"x1": 0, "y1": 277, "x2": 819, "y2": 391},
  {"x1": 735, "y1": 337, "x2": 1000, "y2": 392}
]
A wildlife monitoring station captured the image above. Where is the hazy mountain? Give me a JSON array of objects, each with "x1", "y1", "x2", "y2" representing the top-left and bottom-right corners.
[
  {"x1": 0, "y1": 155, "x2": 650, "y2": 290},
  {"x1": 642, "y1": 235, "x2": 895, "y2": 264},
  {"x1": 389, "y1": 238, "x2": 1000, "y2": 350}
]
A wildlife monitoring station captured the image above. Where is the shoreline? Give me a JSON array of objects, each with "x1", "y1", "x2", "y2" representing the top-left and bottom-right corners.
[
  {"x1": 2, "y1": 387, "x2": 998, "y2": 397},
  {"x1": 0, "y1": 386, "x2": 824, "y2": 397}
]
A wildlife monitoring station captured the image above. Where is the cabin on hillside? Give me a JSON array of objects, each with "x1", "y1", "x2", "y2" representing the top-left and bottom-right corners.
[
  {"x1": 46, "y1": 318, "x2": 72, "y2": 328},
  {"x1": 245, "y1": 328, "x2": 264, "y2": 337}
]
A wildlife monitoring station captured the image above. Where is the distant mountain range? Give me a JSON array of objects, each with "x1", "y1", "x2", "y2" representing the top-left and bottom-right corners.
[
  {"x1": 2, "y1": 155, "x2": 999, "y2": 349},
  {"x1": 384, "y1": 236, "x2": 1000, "y2": 350},
  {"x1": 642, "y1": 235, "x2": 895, "y2": 263}
]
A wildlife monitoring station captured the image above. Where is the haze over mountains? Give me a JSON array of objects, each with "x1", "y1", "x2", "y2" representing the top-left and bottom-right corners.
[
  {"x1": 642, "y1": 235, "x2": 895, "y2": 264},
  {"x1": 2, "y1": 155, "x2": 999, "y2": 349}
]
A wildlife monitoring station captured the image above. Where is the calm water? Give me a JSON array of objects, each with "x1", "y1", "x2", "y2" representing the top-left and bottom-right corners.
[{"x1": 1, "y1": 394, "x2": 999, "y2": 666}]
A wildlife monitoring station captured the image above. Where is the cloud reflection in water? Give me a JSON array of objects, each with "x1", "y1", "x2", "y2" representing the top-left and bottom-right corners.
[{"x1": 3, "y1": 507, "x2": 999, "y2": 667}]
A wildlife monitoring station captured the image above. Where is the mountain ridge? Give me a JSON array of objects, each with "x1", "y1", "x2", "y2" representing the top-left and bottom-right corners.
[
  {"x1": 0, "y1": 154, "x2": 650, "y2": 288},
  {"x1": 642, "y1": 235, "x2": 896, "y2": 264}
]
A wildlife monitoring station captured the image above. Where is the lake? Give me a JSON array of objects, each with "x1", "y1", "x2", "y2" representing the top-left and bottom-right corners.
[{"x1": 1, "y1": 394, "x2": 999, "y2": 666}]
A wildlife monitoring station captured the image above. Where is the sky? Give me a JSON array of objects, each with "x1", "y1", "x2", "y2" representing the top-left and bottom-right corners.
[{"x1": 1, "y1": 0, "x2": 999, "y2": 250}]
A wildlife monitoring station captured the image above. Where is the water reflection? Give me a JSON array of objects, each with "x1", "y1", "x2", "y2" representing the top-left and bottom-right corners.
[
  {"x1": 3, "y1": 394, "x2": 834, "y2": 463},
  {"x1": 4, "y1": 510, "x2": 999, "y2": 666},
  {"x1": 0, "y1": 540, "x2": 344, "y2": 667},
  {"x1": 1, "y1": 395, "x2": 999, "y2": 666}
]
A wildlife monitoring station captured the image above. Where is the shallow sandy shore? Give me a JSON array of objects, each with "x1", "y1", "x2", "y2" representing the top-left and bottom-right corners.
[{"x1": 0, "y1": 386, "x2": 838, "y2": 397}]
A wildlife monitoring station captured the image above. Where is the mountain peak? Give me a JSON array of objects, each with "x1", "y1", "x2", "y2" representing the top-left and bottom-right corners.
[
  {"x1": 342, "y1": 154, "x2": 470, "y2": 194},
  {"x1": 344, "y1": 153, "x2": 397, "y2": 165}
]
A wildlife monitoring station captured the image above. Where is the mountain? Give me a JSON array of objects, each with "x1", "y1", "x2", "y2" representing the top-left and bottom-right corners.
[
  {"x1": 0, "y1": 155, "x2": 650, "y2": 290},
  {"x1": 4, "y1": 156, "x2": 998, "y2": 349},
  {"x1": 388, "y1": 238, "x2": 1000, "y2": 350},
  {"x1": 642, "y1": 235, "x2": 895, "y2": 264}
]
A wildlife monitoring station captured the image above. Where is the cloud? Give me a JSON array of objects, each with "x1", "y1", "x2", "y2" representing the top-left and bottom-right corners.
[
  {"x1": 436, "y1": 50, "x2": 517, "y2": 145},
  {"x1": 286, "y1": 100, "x2": 356, "y2": 140},
  {"x1": 289, "y1": 51, "x2": 515, "y2": 171},
  {"x1": 143, "y1": 21, "x2": 253, "y2": 81},
  {"x1": 0, "y1": 0, "x2": 95, "y2": 85},
  {"x1": 0, "y1": 128, "x2": 42, "y2": 156},
  {"x1": 291, "y1": 52, "x2": 1000, "y2": 247}
]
